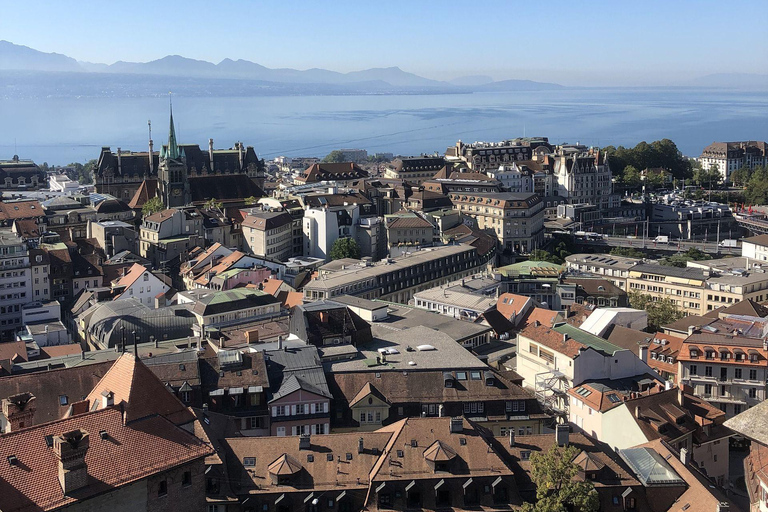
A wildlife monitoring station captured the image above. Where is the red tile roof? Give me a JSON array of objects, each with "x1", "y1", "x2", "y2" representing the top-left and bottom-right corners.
[
  {"x1": 496, "y1": 293, "x2": 531, "y2": 321},
  {"x1": 0, "y1": 200, "x2": 44, "y2": 221},
  {"x1": 0, "y1": 407, "x2": 211, "y2": 511}
]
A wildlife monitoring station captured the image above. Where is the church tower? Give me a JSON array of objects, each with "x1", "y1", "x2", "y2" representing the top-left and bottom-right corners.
[{"x1": 158, "y1": 100, "x2": 190, "y2": 207}]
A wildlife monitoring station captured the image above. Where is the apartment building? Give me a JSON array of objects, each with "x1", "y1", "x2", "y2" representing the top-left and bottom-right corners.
[
  {"x1": 384, "y1": 156, "x2": 446, "y2": 185},
  {"x1": 111, "y1": 262, "x2": 170, "y2": 308},
  {"x1": 302, "y1": 203, "x2": 360, "y2": 261},
  {"x1": 486, "y1": 162, "x2": 535, "y2": 193},
  {"x1": 0, "y1": 228, "x2": 32, "y2": 340},
  {"x1": 725, "y1": 400, "x2": 768, "y2": 512},
  {"x1": 139, "y1": 208, "x2": 204, "y2": 267},
  {"x1": 626, "y1": 263, "x2": 707, "y2": 315},
  {"x1": 242, "y1": 209, "x2": 294, "y2": 261},
  {"x1": 678, "y1": 330, "x2": 768, "y2": 417},
  {"x1": 552, "y1": 148, "x2": 618, "y2": 211},
  {"x1": 699, "y1": 140, "x2": 768, "y2": 182},
  {"x1": 446, "y1": 138, "x2": 552, "y2": 171},
  {"x1": 384, "y1": 212, "x2": 435, "y2": 252},
  {"x1": 303, "y1": 244, "x2": 488, "y2": 304},
  {"x1": 448, "y1": 192, "x2": 544, "y2": 254},
  {"x1": 742, "y1": 234, "x2": 768, "y2": 261}
]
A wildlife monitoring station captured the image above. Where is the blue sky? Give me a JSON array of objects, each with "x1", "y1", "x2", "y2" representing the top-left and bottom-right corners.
[{"x1": 2, "y1": 0, "x2": 766, "y2": 85}]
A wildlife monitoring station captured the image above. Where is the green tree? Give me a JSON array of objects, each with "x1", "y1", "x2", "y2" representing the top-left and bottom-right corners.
[
  {"x1": 141, "y1": 196, "x2": 164, "y2": 216},
  {"x1": 329, "y1": 237, "x2": 361, "y2": 260},
  {"x1": 661, "y1": 247, "x2": 712, "y2": 268},
  {"x1": 745, "y1": 167, "x2": 768, "y2": 205},
  {"x1": 205, "y1": 197, "x2": 223, "y2": 211},
  {"x1": 530, "y1": 249, "x2": 560, "y2": 264},
  {"x1": 621, "y1": 165, "x2": 641, "y2": 189},
  {"x1": 730, "y1": 167, "x2": 752, "y2": 187},
  {"x1": 694, "y1": 164, "x2": 723, "y2": 188},
  {"x1": 521, "y1": 444, "x2": 599, "y2": 512},
  {"x1": 610, "y1": 246, "x2": 646, "y2": 258},
  {"x1": 322, "y1": 150, "x2": 347, "y2": 163},
  {"x1": 244, "y1": 196, "x2": 258, "y2": 206},
  {"x1": 629, "y1": 291, "x2": 684, "y2": 331}
]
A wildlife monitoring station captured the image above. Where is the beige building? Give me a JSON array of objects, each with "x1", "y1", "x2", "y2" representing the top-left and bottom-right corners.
[
  {"x1": 241, "y1": 210, "x2": 293, "y2": 261},
  {"x1": 741, "y1": 234, "x2": 768, "y2": 262},
  {"x1": 448, "y1": 192, "x2": 544, "y2": 254},
  {"x1": 564, "y1": 253, "x2": 642, "y2": 290}
]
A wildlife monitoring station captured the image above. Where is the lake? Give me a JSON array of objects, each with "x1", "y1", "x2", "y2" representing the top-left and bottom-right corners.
[{"x1": 1, "y1": 88, "x2": 766, "y2": 165}]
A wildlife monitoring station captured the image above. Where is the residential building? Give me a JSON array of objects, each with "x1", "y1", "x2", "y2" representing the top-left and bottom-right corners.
[
  {"x1": 515, "y1": 322, "x2": 658, "y2": 419},
  {"x1": 384, "y1": 156, "x2": 446, "y2": 185},
  {"x1": 87, "y1": 220, "x2": 138, "y2": 258},
  {"x1": 486, "y1": 162, "x2": 535, "y2": 193},
  {"x1": 565, "y1": 253, "x2": 642, "y2": 291},
  {"x1": 290, "y1": 300, "x2": 372, "y2": 347},
  {"x1": 448, "y1": 192, "x2": 544, "y2": 254},
  {"x1": 0, "y1": 155, "x2": 46, "y2": 189},
  {"x1": 495, "y1": 260, "x2": 564, "y2": 307},
  {"x1": 423, "y1": 169, "x2": 503, "y2": 194},
  {"x1": 647, "y1": 332, "x2": 684, "y2": 382},
  {"x1": 303, "y1": 244, "x2": 489, "y2": 304},
  {"x1": 242, "y1": 209, "x2": 294, "y2": 261},
  {"x1": 384, "y1": 212, "x2": 435, "y2": 253},
  {"x1": 741, "y1": 234, "x2": 768, "y2": 261},
  {"x1": 139, "y1": 208, "x2": 204, "y2": 268},
  {"x1": 578, "y1": 307, "x2": 648, "y2": 337},
  {"x1": 627, "y1": 263, "x2": 708, "y2": 315},
  {"x1": 678, "y1": 328, "x2": 768, "y2": 417},
  {"x1": 110, "y1": 263, "x2": 170, "y2": 308},
  {"x1": 178, "y1": 288, "x2": 281, "y2": 328},
  {"x1": 699, "y1": 140, "x2": 768, "y2": 182},
  {"x1": 0, "y1": 228, "x2": 31, "y2": 340},
  {"x1": 293, "y1": 162, "x2": 369, "y2": 185},
  {"x1": 413, "y1": 276, "x2": 500, "y2": 322},
  {"x1": 302, "y1": 202, "x2": 360, "y2": 260},
  {"x1": 552, "y1": 148, "x2": 618, "y2": 210},
  {"x1": 446, "y1": 138, "x2": 553, "y2": 171},
  {"x1": 725, "y1": 399, "x2": 768, "y2": 512}
]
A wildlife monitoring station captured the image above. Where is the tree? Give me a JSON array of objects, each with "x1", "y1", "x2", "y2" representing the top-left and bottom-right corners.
[
  {"x1": 610, "y1": 246, "x2": 646, "y2": 258},
  {"x1": 694, "y1": 164, "x2": 723, "y2": 188},
  {"x1": 621, "y1": 165, "x2": 641, "y2": 189},
  {"x1": 329, "y1": 237, "x2": 361, "y2": 260},
  {"x1": 530, "y1": 249, "x2": 560, "y2": 264},
  {"x1": 730, "y1": 167, "x2": 752, "y2": 187},
  {"x1": 322, "y1": 150, "x2": 347, "y2": 163},
  {"x1": 142, "y1": 196, "x2": 164, "y2": 216},
  {"x1": 745, "y1": 167, "x2": 768, "y2": 205},
  {"x1": 205, "y1": 197, "x2": 223, "y2": 211},
  {"x1": 244, "y1": 196, "x2": 258, "y2": 206},
  {"x1": 661, "y1": 247, "x2": 711, "y2": 268},
  {"x1": 521, "y1": 444, "x2": 599, "y2": 512},
  {"x1": 629, "y1": 291, "x2": 684, "y2": 331}
]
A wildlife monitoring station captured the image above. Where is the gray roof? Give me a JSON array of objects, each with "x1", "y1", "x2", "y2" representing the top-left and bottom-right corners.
[
  {"x1": 724, "y1": 399, "x2": 768, "y2": 445},
  {"x1": 331, "y1": 295, "x2": 388, "y2": 311},
  {"x1": 368, "y1": 302, "x2": 491, "y2": 342},
  {"x1": 326, "y1": 325, "x2": 487, "y2": 374},
  {"x1": 631, "y1": 263, "x2": 708, "y2": 280},
  {"x1": 270, "y1": 373, "x2": 331, "y2": 401},
  {"x1": 619, "y1": 447, "x2": 685, "y2": 486},
  {"x1": 264, "y1": 345, "x2": 331, "y2": 399}
]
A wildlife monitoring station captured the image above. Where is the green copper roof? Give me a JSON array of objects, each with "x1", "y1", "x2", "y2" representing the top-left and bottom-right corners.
[
  {"x1": 496, "y1": 260, "x2": 564, "y2": 277},
  {"x1": 553, "y1": 323, "x2": 624, "y2": 356},
  {"x1": 166, "y1": 106, "x2": 180, "y2": 160}
]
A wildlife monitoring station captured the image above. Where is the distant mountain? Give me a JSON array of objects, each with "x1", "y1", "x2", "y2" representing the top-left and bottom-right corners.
[
  {"x1": 478, "y1": 79, "x2": 565, "y2": 91},
  {"x1": 684, "y1": 73, "x2": 768, "y2": 90},
  {"x1": 0, "y1": 40, "x2": 82, "y2": 72},
  {"x1": 450, "y1": 75, "x2": 495, "y2": 86}
]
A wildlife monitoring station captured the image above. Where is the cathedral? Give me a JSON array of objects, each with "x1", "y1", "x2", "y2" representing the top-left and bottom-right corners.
[{"x1": 94, "y1": 107, "x2": 265, "y2": 209}]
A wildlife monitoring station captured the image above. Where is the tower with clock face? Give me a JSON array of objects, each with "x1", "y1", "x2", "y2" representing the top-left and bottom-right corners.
[{"x1": 157, "y1": 105, "x2": 190, "y2": 208}]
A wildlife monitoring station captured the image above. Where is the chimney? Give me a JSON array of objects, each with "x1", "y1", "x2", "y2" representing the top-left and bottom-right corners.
[
  {"x1": 1, "y1": 392, "x2": 36, "y2": 432},
  {"x1": 635, "y1": 406, "x2": 642, "y2": 419},
  {"x1": 678, "y1": 386, "x2": 684, "y2": 406},
  {"x1": 508, "y1": 430, "x2": 515, "y2": 447},
  {"x1": 277, "y1": 335, "x2": 283, "y2": 351},
  {"x1": 639, "y1": 345, "x2": 648, "y2": 362},
  {"x1": 358, "y1": 437, "x2": 364, "y2": 454},
  {"x1": 717, "y1": 503, "x2": 730, "y2": 512},
  {"x1": 562, "y1": 333, "x2": 568, "y2": 343},
  {"x1": 117, "y1": 148, "x2": 122, "y2": 175},
  {"x1": 679, "y1": 447, "x2": 690, "y2": 465},
  {"x1": 533, "y1": 320, "x2": 540, "y2": 328},
  {"x1": 101, "y1": 391, "x2": 114, "y2": 409},
  {"x1": 555, "y1": 424, "x2": 569, "y2": 447},
  {"x1": 209, "y1": 138, "x2": 214, "y2": 171},
  {"x1": 54, "y1": 429, "x2": 90, "y2": 495},
  {"x1": 238, "y1": 142, "x2": 244, "y2": 170},
  {"x1": 438, "y1": 404, "x2": 444, "y2": 417},
  {"x1": 450, "y1": 417, "x2": 464, "y2": 433},
  {"x1": 299, "y1": 434, "x2": 311, "y2": 450},
  {"x1": 688, "y1": 325, "x2": 697, "y2": 335}
]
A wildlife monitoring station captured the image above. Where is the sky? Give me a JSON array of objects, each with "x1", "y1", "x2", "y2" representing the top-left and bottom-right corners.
[{"x1": 1, "y1": 0, "x2": 767, "y2": 86}]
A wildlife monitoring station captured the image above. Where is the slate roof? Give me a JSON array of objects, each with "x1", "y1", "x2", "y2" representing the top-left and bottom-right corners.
[
  {"x1": 188, "y1": 174, "x2": 265, "y2": 203},
  {"x1": 725, "y1": 399, "x2": 768, "y2": 445},
  {"x1": 191, "y1": 288, "x2": 280, "y2": 317},
  {"x1": 242, "y1": 210, "x2": 293, "y2": 231}
]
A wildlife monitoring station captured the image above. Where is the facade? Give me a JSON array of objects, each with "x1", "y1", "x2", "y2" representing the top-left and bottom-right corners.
[
  {"x1": 384, "y1": 156, "x2": 446, "y2": 184},
  {"x1": 293, "y1": 162, "x2": 369, "y2": 185},
  {"x1": 302, "y1": 203, "x2": 360, "y2": 260},
  {"x1": 241, "y1": 209, "x2": 294, "y2": 261},
  {"x1": 552, "y1": 148, "x2": 617, "y2": 210},
  {"x1": 0, "y1": 228, "x2": 32, "y2": 340},
  {"x1": 725, "y1": 400, "x2": 768, "y2": 512},
  {"x1": 303, "y1": 244, "x2": 489, "y2": 304},
  {"x1": 626, "y1": 263, "x2": 708, "y2": 315},
  {"x1": 139, "y1": 208, "x2": 204, "y2": 268},
  {"x1": 448, "y1": 192, "x2": 544, "y2": 254},
  {"x1": 0, "y1": 155, "x2": 46, "y2": 189},
  {"x1": 111, "y1": 263, "x2": 170, "y2": 308},
  {"x1": 384, "y1": 212, "x2": 435, "y2": 251},
  {"x1": 179, "y1": 288, "x2": 281, "y2": 328},
  {"x1": 699, "y1": 140, "x2": 768, "y2": 182},
  {"x1": 486, "y1": 162, "x2": 535, "y2": 193},
  {"x1": 446, "y1": 138, "x2": 552, "y2": 171},
  {"x1": 742, "y1": 234, "x2": 768, "y2": 261}
]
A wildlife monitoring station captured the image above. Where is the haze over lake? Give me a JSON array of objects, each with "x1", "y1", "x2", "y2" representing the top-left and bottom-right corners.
[{"x1": 2, "y1": 88, "x2": 766, "y2": 165}]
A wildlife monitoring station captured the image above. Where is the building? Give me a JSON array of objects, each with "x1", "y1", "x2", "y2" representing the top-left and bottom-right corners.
[
  {"x1": 578, "y1": 307, "x2": 648, "y2": 337},
  {"x1": 627, "y1": 264, "x2": 708, "y2": 315},
  {"x1": 384, "y1": 212, "x2": 435, "y2": 253},
  {"x1": 110, "y1": 263, "x2": 170, "y2": 308},
  {"x1": 515, "y1": 322, "x2": 658, "y2": 419},
  {"x1": 293, "y1": 162, "x2": 369, "y2": 185},
  {"x1": 0, "y1": 228, "x2": 32, "y2": 340},
  {"x1": 289, "y1": 300, "x2": 372, "y2": 347},
  {"x1": 242, "y1": 209, "x2": 294, "y2": 261},
  {"x1": 0, "y1": 155, "x2": 46, "y2": 189},
  {"x1": 48, "y1": 172, "x2": 80, "y2": 193},
  {"x1": 302, "y1": 202, "x2": 360, "y2": 261},
  {"x1": 741, "y1": 233, "x2": 768, "y2": 261},
  {"x1": 724, "y1": 399, "x2": 768, "y2": 512},
  {"x1": 303, "y1": 244, "x2": 489, "y2": 304},
  {"x1": 384, "y1": 156, "x2": 446, "y2": 184},
  {"x1": 495, "y1": 260, "x2": 564, "y2": 307},
  {"x1": 413, "y1": 276, "x2": 500, "y2": 322},
  {"x1": 178, "y1": 288, "x2": 281, "y2": 328},
  {"x1": 559, "y1": 277, "x2": 628, "y2": 308},
  {"x1": 448, "y1": 192, "x2": 544, "y2": 254},
  {"x1": 648, "y1": 200, "x2": 735, "y2": 240},
  {"x1": 139, "y1": 208, "x2": 204, "y2": 268},
  {"x1": 336, "y1": 148, "x2": 368, "y2": 162},
  {"x1": 486, "y1": 162, "x2": 535, "y2": 193},
  {"x1": 552, "y1": 148, "x2": 618, "y2": 211},
  {"x1": 87, "y1": 220, "x2": 138, "y2": 258},
  {"x1": 423, "y1": 169, "x2": 503, "y2": 194},
  {"x1": 699, "y1": 140, "x2": 768, "y2": 182},
  {"x1": 446, "y1": 138, "x2": 553, "y2": 171}
]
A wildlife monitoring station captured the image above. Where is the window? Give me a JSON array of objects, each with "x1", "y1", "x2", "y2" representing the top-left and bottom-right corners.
[
  {"x1": 690, "y1": 365, "x2": 697, "y2": 376},
  {"x1": 182, "y1": 470, "x2": 192, "y2": 487},
  {"x1": 470, "y1": 371, "x2": 482, "y2": 380},
  {"x1": 181, "y1": 391, "x2": 191, "y2": 403},
  {"x1": 750, "y1": 388, "x2": 757, "y2": 399},
  {"x1": 735, "y1": 368, "x2": 742, "y2": 379},
  {"x1": 705, "y1": 366, "x2": 713, "y2": 377},
  {"x1": 750, "y1": 369, "x2": 758, "y2": 381},
  {"x1": 521, "y1": 451, "x2": 531, "y2": 460},
  {"x1": 456, "y1": 371, "x2": 467, "y2": 380},
  {"x1": 243, "y1": 457, "x2": 256, "y2": 466},
  {"x1": 59, "y1": 395, "x2": 68, "y2": 406},
  {"x1": 158, "y1": 480, "x2": 168, "y2": 497}
]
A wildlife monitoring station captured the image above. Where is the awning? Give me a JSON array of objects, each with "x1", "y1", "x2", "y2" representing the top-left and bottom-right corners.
[
  {"x1": 434, "y1": 479, "x2": 445, "y2": 490},
  {"x1": 491, "y1": 476, "x2": 503, "y2": 488},
  {"x1": 209, "y1": 389, "x2": 225, "y2": 396},
  {"x1": 405, "y1": 480, "x2": 416, "y2": 491},
  {"x1": 375, "y1": 482, "x2": 386, "y2": 493},
  {"x1": 337, "y1": 491, "x2": 346, "y2": 501},
  {"x1": 249, "y1": 385, "x2": 264, "y2": 393},
  {"x1": 304, "y1": 493, "x2": 314, "y2": 504},
  {"x1": 275, "y1": 494, "x2": 285, "y2": 504},
  {"x1": 228, "y1": 387, "x2": 244, "y2": 395},
  {"x1": 462, "y1": 478, "x2": 474, "y2": 490}
]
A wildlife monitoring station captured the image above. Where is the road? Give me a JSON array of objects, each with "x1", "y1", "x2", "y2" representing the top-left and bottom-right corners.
[{"x1": 577, "y1": 236, "x2": 739, "y2": 255}]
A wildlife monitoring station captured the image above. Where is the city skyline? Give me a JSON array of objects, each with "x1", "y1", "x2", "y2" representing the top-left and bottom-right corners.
[{"x1": 2, "y1": 0, "x2": 767, "y2": 86}]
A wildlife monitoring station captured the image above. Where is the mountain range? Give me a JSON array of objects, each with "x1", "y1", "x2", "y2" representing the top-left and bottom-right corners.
[{"x1": 0, "y1": 40, "x2": 561, "y2": 91}]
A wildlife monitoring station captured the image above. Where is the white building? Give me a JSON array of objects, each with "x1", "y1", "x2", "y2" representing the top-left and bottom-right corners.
[
  {"x1": 0, "y1": 229, "x2": 32, "y2": 340},
  {"x1": 302, "y1": 204, "x2": 360, "y2": 260},
  {"x1": 48, "y1": 173, "x2": 80, "y2": 194},
  {"x1": 699, "y1": 141, "x2": 768, "y2": 182},
  {"x1": 742, "y1": 234, "x2": 768, "y2": 262},
  {"x1": 487, "y1": 163, "x2": 534, "y2": 193},
  {"x1": 579, "y1": 307, "x2": 648, "y2": 337},
  {"x1": 111, "y1": 263, "x2": 170, "y2": 308}
]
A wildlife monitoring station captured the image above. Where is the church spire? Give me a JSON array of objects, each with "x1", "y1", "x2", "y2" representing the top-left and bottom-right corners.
[{"x1": 166, "y1": 93, "x2": 180, "y2": 160}]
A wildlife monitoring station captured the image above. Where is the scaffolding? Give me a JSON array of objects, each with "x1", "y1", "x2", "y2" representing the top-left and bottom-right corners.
[{"x1": 535, "y1": 370, "x2": 570, "y2": 420}]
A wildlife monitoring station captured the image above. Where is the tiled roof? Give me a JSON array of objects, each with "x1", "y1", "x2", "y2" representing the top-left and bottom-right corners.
[
  {"x1": 188, "y1": 174, "x2": 265, "y2": 204},
  {"x1": 386, "y1": 215, "x2": 433, "y2": 230},
  {"x1": 720, "y1": 298, "x2": 768, "y2": 318},
  {"x1": 143, "y1": 208, "x2": 176, "y2": 223},
  {"x1": 85, "y1": 353, "x2": 195, "y2": 426},
  {"x1": 0, "y1": 407, "x2": 212, "y2": 511},
  {"x1": 0, "y1": 200, "x2": 44, "y2": 221},
  {"x1": 522, "y1": 307, "x2": 561, "y2": 328},
  {"x1": 127, "y1": 178, "x2": 158, "y2": 209},
  {"x1": 725, "y1": 399, "x2": 768, "y2": 445},
  {"x1": 496, "y1": 293, "x2": 532, "y2": 321}
]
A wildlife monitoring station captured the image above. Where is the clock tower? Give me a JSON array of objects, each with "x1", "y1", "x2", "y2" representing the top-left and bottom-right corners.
[{"x1": 158, "y1": 102, "x2": 190, "y2": 208}]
